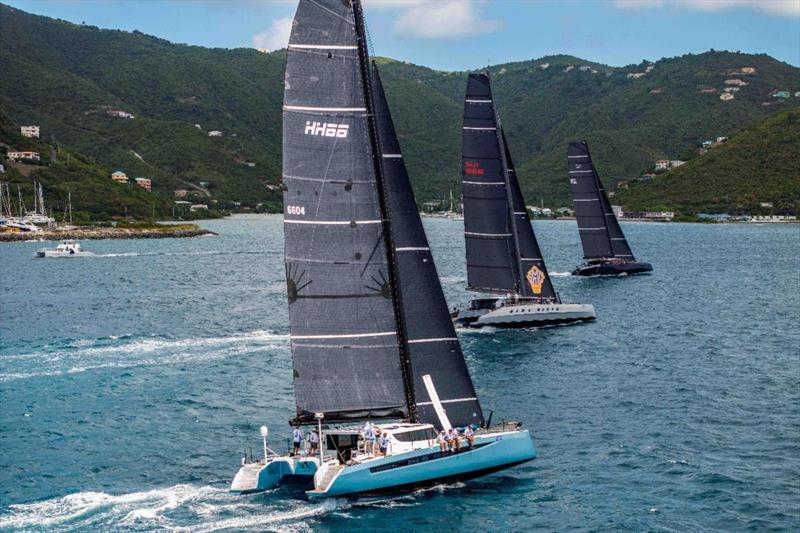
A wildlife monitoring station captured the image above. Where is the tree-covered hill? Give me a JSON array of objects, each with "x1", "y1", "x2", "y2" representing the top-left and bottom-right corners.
[
  {"x1": 0, "y1": 110, "x2": 175, "y2": 220},
  {"x1": 614, "y1": 107, "x2": 800, "y2": 216},
  {"x1": 1, "y1": 3, "x2": 798, "y2": 214}
]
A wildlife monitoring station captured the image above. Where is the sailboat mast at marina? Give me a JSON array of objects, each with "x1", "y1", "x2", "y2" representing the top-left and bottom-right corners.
[
  {"x1": 229, "y1": 0, "x2": 535, "y2": 498},
  {"x1": 567, "y1": 141, "x2": 653, "y2": 276},
  {"x1": 453, "y1": 72, "x2": 595, "y2": 329}
]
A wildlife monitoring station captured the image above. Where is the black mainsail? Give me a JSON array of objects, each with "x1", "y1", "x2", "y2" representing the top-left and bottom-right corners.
[
  {"x1": 283, "y1": 0, "x2": 482, "y2": 428},
  {"x1": 567, "y1": 141, "x2": 635, "y2": 261},
  {"x1": 372, "y1": 63, "x2": 483, "y2": 428},
  {"x1": 461, "y1": 73, "x2": 557, "y2": 301}
]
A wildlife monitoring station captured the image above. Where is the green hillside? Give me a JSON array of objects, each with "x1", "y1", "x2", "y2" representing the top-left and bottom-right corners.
[
  {"x1": 1, "y1": 3, "x2": 798, "y2": 214},
  {"x1": 615, "y1": 107, "x2": 800, "y2": 216},
  {"x1": 0, "y1": 110, "x2": 178, "y2": 220}
]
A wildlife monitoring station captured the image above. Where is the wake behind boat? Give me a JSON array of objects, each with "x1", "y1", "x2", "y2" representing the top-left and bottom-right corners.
[
  {"x1": 35, "y1": 240, "x2": 93, "y2": 258},
  {"x1": 230, "y1": 0, "x2": 535, "y2": 499},
  {"x1": 452, "y1": 73, "x2": 595, "y2": 329},
  {"x1": 567, "y1": 141, "x2": 653, "y2": 276}
]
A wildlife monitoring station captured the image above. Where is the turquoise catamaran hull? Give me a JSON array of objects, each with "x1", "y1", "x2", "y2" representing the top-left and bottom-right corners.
[{"x1": 308, "y1": 429, "x2": 536, "y2": 498}]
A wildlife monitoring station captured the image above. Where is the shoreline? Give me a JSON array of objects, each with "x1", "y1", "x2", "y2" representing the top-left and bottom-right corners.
[{"x1": 0, "y1": 225, "x2": 216, "y2": 242}]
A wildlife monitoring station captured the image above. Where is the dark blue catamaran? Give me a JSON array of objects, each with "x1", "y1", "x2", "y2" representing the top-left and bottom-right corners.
[
  {"x1": 567, "y1": 141, "x2": 653, "y2": 276},
  {"x1": 453, "y1": 73, "x2": 595, "y2": 328},
  {"x1": 230, "y1": 0, "x2": 535, "y2": 498}
]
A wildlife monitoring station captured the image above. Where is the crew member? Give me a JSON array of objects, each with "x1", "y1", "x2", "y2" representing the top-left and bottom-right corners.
[{"x1": 292, "y1": 427, "x2": 303, "y2": 456}]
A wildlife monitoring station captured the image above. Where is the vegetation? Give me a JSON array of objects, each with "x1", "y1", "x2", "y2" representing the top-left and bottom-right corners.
[
  {"x1": 0, "y1": 109, "x2": 176, "y2": 220},
  {"x1": 615, "y1": 107, "x2": 800, "y2": 216},
  {"x1": 1, "y1": 3, "x2": 798, "y2": 215}
]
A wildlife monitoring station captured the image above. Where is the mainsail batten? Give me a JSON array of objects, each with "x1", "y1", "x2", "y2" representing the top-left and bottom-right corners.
[
  {"x1": 567, "y1": 141, "x2": 635, "y2": 261},
  {"x1": 371, "y1": 63, "x2": 484, "y2": 429},
  {"x1": 283, "y1": 0, "x2": 406, "y2": 424}
]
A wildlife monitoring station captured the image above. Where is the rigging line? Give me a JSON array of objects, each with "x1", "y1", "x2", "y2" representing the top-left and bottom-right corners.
[{"x1": 307, "y1": 0, "x2": 353, "y2": 26}]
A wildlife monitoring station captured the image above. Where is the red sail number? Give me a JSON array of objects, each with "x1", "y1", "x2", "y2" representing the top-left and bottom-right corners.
[{"x1": 464, "y1": 161, "x2": 484, "y2": 176}]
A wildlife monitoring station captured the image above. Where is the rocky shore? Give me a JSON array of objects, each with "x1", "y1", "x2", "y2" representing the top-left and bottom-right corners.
[{"x1": 0, "y1": 224, "x2": 216, "y2": 242}]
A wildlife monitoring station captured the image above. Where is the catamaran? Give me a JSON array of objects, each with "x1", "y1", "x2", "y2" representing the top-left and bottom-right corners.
[
  {"x1": 452, "y1": 73, "x2": 595, "y2": 329},
  {"x1": 230, "y1": 0, "x2": 535, "y2": 498},
  {"x1": 567, "y1": 141, "x2": 653, "y2": 276}
]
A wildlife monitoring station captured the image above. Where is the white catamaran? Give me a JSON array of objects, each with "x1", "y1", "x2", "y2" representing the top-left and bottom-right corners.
[
  {"x1": 452, "y1": 73, "x2": 596, "y2": 329},
  {"x1": 230, "y1": 0, "x2": 536, "y2": 498}
]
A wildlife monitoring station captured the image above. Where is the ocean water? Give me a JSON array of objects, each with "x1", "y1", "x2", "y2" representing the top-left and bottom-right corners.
[{"x1": 1, "y1": 215, "x2": 798, "y2": 532}]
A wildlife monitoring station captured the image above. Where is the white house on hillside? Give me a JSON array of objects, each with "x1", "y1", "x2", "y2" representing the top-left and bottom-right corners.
[
  {"x1": 20, "y1": 125, "x2": 40, "y2": 138},
  {"x1": 111, "y1": 170, "x2": 128, "y2": 183}
]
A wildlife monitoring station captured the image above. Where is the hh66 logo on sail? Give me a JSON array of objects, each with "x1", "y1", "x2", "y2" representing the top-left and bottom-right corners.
[
  {"x1": 526, "y1": 265, "x2": 546, "y2": 294},
  {"x1": 304, "y1": 121, "x2": 349, "y2": 138}
]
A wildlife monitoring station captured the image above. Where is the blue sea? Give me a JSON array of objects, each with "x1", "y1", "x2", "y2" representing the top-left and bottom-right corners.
[{"x1": 1, "y1": 215, "x2": 798, "y2": 532}]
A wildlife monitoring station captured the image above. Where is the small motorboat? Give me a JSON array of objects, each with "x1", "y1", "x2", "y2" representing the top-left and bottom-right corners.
[{"x1": 36, "y1": 240, "x2": 93, "y2": 258}]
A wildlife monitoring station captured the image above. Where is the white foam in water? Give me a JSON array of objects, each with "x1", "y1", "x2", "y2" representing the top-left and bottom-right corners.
[
  {"x1": 0, "y1": 485, "x2": 342, "y2": 532},
  {"x1": 0, "y1": 330, "x2": 289, "y2": 382},
  {"x1": 550, "y1": 271, "x2": 572, "y2": 277}
]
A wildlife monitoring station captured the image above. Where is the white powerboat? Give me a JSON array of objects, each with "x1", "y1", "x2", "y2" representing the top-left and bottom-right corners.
[{"x1": 36, "y1": 240, "x2": 93, "y2": 258}]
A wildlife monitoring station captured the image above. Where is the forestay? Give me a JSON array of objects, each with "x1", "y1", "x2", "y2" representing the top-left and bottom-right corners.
[
  {"x1": 283, "y1": 0, "x2": 406, "y2": 424},
  {"x1": 372, "y1": 63, "x2": 484, "y2": 429},
  {"x1": 567, "y1": 141, "x2": 635, "y2": 261}
]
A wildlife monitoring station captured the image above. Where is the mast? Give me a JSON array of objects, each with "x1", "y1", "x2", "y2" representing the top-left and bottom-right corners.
[{"x1": 352, "y1": 0, "x2": 416, "y2": 422}]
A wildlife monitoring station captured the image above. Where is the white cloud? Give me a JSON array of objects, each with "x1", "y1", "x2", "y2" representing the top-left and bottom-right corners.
[
  {"x1": 252, "y1": 16, "x2": 293, "y2": 51},
  {"x1": 613, "y1": 0, "x2": 800, "y2": 18},
  {"x1": 392, "y1": 0, "x2": 503, "y2": 39}
]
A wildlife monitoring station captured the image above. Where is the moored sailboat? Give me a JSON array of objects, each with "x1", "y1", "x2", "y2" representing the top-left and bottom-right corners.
[
  {"x1": 230, "y1": 0, "x2": 535, "y2": 499},
  {"x1": 567, "y1": 141, "x2": 653, "y2": 276},
  {"x1": 452, "y1": 73, "x2": 595, "y2": 328}
]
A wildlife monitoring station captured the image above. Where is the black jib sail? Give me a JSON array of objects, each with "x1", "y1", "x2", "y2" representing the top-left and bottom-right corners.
[
  {"x1": 502, "y1": 130, "x2": 559, "y2": 301},
  {"x1": 567, "y1": 141, "x2": 635, "y2": 261},
  {"x1": 283, "y1": 0, "x2": 407, "y2": 424},
  {"x1": 372, "y1": 63, "x2": 484, "y2": 429},
  {"x1": 461, "y1": 72, "x2": 557, "y2": 301}
]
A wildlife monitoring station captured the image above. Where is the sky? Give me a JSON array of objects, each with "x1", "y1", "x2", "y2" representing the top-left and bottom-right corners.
[{"x1": 5, "y1": 0, "x2": 800, "y2": 70}]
